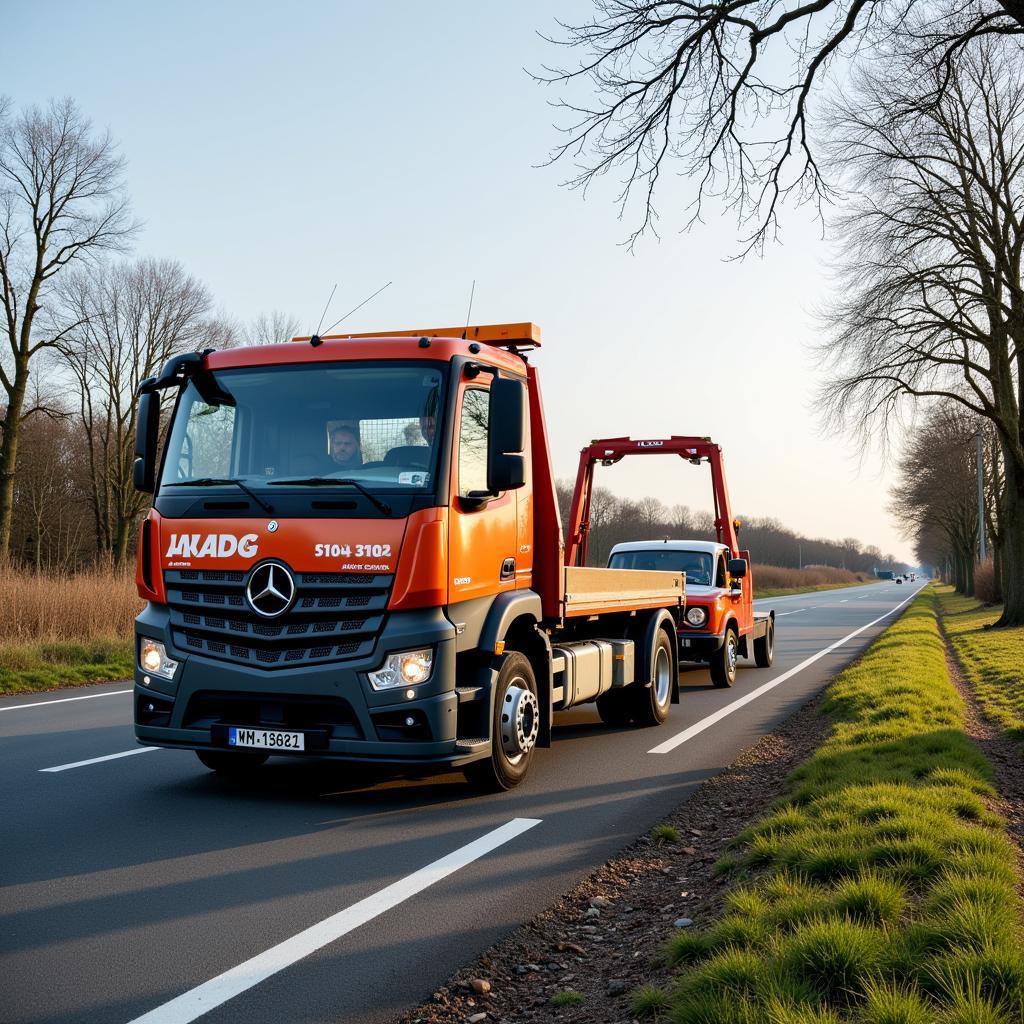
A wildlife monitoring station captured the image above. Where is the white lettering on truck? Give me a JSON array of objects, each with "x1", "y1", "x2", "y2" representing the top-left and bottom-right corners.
[{"x1": 165, "y1": 533, "x2": 259, "y2": 559}]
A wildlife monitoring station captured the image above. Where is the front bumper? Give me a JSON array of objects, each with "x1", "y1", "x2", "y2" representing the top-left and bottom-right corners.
[
  {"x1": 133, "y1": 603, "x2": 489, "y2": 766},
  {"x1": 676, "y1": 628, "x2": 726, "y2": 659}
]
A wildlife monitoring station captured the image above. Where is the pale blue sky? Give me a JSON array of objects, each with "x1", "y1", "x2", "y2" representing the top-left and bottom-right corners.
[{"x1": 7, "y1": 1, "x2": 910, "y2": 561}]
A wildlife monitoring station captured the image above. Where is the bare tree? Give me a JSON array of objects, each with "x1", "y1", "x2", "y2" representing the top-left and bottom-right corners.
[
  {"x1": 55, "y1": 258, "x2": 211, "y2": 564},
  {"x1": 0, "y1": 97, "x2": 135, "y2": 560},
  {"x1": 817, "y1": 38, "x2": 1024, "y2": 624},
  {"x1": 889, "y1": 403, "x2": 981, "y2": 593},
  {"x1": 542, "y1": 0, "x2": 1024, "y2": 250},
  {"x1": 244, "y1": 310, "x2": 301, "y2": 346}
]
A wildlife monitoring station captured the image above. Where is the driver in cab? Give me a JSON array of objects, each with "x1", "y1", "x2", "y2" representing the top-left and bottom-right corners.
[{"x1": 329, "y1": 424, "x2": 362, "y2": 471}]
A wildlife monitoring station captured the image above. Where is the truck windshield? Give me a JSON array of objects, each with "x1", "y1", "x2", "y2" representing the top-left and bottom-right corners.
[
  {"x1": 159, "y1": 362, "x2": 444, "y2": 492},
  {"x1": 609, "y1": 549, "x2": 714, "y2": 587}
]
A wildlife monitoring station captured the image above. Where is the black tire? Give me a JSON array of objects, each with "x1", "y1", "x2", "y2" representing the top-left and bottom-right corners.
[
  {"x1": 754, "y1": 618, "x2": 775, "y2": 668},
  {"x1": 596, "y1": 688, "x2": 635, "y2": 726},
  {"x1": 709, "y1": 626, "x2": 739, "y2": 688},
  {"x1": 630, "y1": 628, "x2": 674, "y2": 726},
  {"x1": 195, "y1": 749, "x2": 269, "y2": 775},
  {"x1": 464, "y1": 651, "x2": 540, "y2": 792}
]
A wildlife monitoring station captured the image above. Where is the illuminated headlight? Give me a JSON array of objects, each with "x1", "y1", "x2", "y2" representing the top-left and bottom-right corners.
[
  {"x1": 368, "y1": 649, "x2": 434, "y2": 690},
  {"x1": 139, "y1": 639, "x2": 178, "y2": 680},
  {"x1": 685, "y1": 606, "x2": 708, "y2": 628}
]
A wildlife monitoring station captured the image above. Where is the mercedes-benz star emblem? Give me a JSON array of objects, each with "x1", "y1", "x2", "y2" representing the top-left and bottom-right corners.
[{"x1": 246, "y1": 561, "x2": 295, "y2": 618}]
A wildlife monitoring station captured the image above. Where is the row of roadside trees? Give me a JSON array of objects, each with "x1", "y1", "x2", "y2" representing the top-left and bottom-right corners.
[
  {"x1": 0, "y1": 98, "x2": 298, "y2": 569},
  {"x1": 550, "y1": 5, "x2": 1024, "y2": 625}
]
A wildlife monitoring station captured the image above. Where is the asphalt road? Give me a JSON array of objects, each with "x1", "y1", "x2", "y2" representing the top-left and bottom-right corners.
[{"x1": 0, "y1": 580, "x2": 928, "y2": 1024}]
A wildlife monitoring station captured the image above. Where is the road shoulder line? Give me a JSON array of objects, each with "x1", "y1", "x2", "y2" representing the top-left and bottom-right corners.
[{"x1": 649, "y1": 586, "x2": 923, "y2": 754}]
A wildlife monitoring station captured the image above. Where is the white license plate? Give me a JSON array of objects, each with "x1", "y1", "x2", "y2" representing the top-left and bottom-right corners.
[{"x1": 228, "y1": 727, "x2": 305, "y2": 751}]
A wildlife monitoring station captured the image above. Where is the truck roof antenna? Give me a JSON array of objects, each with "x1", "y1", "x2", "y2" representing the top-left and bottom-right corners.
[
  {"x1": 321, "y1": 281, "x2": 393, "y2": 336},
  {"x1": 461, "y1": 280, "x2": 476, "y2": 340},
  {"x1": 309, "y1": 283, "x2": 338, "y2": 348}
]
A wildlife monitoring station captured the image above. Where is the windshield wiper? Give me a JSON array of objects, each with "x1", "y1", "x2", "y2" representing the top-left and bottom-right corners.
[
  {"x1": 166, "y1": 477, "x2": 274, "y2": 515},
  {"x1": 268, "y1": 477, "x2": 392, "y2": 516}
]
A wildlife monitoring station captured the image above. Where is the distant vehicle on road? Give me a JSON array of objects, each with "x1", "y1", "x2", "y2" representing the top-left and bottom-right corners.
[
  {"x1": 896, "y1": 577, "x2": 904, "y2": 584},
  {"x1": 877, "y1": 570, "x2": 895, "y2": 580}
]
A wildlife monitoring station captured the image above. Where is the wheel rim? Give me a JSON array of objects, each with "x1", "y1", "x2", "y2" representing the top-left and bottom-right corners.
[
  {"x1": 727, "y1": 634, "x2": 738, "y2": 676},
  {"x1": 500, "y1": 679, "x2": 539, "y2": 765},
  {"x1": 767, "y1": 624, "x2": 774, "y2": 658},
  {"x1": 654, "y1": 645, "x2": 671, "y2": 706}
]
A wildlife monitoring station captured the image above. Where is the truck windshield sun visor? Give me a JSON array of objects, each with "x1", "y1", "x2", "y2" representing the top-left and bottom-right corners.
[{"x1": 157, "y1": 361, "x2": 445, "y2": 498}]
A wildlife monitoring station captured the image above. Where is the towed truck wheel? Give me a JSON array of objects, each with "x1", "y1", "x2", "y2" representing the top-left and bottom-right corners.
[
  {"x1": 710, "y1": 625, "x2": 739, "y2": 688},
  {"x1": 754, "y1": 618, "x2": 775, "y2": 668},
  {"x1": 464, "y1": 651, "x2": 540, "y2": 792}
]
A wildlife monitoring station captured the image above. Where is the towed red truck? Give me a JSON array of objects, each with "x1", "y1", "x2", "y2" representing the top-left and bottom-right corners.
[{"x1": 132, "y1": 323, "x2": 684, "y2": 789}]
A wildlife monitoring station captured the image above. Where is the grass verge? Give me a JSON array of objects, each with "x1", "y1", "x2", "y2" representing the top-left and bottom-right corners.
[
  {"x1": 0, "y1": 639, "x2": 133, "y2": 694},
  {"x1": 938, "y1": 585, "x2": 1024, "y2": 744},
  {"x1": 638, "y1": 591, "x2": 1024, "y2": 1022}
]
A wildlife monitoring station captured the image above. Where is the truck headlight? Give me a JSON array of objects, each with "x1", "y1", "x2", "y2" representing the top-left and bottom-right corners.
[
  {"x1": 139, "y1": 639, "x2": 179, "y2": 680},
  {"x1": 685, "y1": 606, "x2": 708, "y2": 628},
  {"x1": 368, "y1": 649, "x2": 434, "y2": 690}
]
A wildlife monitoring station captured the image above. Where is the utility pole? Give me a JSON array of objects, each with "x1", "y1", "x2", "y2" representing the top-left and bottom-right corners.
[{"x1": 975, "y1": 431, "x2": 986, "y2": 561}]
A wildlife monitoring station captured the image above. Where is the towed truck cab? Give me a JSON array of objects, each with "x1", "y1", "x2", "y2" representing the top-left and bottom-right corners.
[{"x1": 132, "y1": 323, "x2": 684, "y2": 789}]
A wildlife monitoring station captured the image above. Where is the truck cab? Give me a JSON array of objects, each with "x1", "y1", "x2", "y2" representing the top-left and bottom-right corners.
[
  {"x1": 608, "y1": 538, "x2": 774, "y2": 687},
  {"x1": 131, "y1": 323, "x2": 683, "y2": 790}
]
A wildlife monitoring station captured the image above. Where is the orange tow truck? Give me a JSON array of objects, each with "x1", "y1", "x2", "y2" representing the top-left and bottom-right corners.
[
  {"x1": 567, "y1": 436, "x2": 775, "y2": 688},
  {"x1": 131, "y1": 323, "x2": 683, "y2": 790}
]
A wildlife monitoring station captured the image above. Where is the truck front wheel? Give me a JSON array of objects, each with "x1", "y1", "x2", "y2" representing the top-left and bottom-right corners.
[
  {"x1": 710, "y1": 626, "x2": 739, "y2": 688},
  {"x1": 195, "y1": 750, "x2": 269, "y2": 775},
  {"x1": 464, "y1": 651, "x2": 540, "y2": 792}
]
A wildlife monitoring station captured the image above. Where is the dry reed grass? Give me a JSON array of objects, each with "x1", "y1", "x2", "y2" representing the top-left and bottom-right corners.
[
  {"x1": 753, "y1": 564, "x2": 866, "y2": 590},
  {"x1": 0, "y1": 566, "x2": 143, "y2": 643},
  {"x1": 974, "y1": 558, "x2": 1000, "y2": 604}
]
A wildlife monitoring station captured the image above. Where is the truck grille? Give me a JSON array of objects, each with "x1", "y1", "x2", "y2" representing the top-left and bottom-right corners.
[{"x1": 165, "y1": 568, "x2": 392, "y2": 669}]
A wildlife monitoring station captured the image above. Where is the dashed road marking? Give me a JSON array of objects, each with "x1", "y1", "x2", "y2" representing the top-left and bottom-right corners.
[{"x1": 125, "y1": 817, "x2": 543, "y2": 1024}]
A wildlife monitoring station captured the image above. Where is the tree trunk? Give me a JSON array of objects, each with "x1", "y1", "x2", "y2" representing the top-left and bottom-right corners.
[
  {"x1": 0, "y1": 362, "x2": 29, "y2": 562},
  {"x1": 996, "y1": 455, "x2": 1024, "y2": 626}
]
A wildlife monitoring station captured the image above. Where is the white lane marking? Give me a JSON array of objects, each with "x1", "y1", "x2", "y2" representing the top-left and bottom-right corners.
[
  {"x1": 40, "y1": 747, "x2": 159, "y2": 773},
  {"x1": 650, "y1": 587, "x2": 923, "y2": 755},
  {"x1": 775, "y1": 608, "x2": 807, "y2": 617},
  {"x1": 0, "y1": 689, "x2": 131, "y2": 713},
  {"x1": 126, "y1": 817, "x2": 542, "y2": 1024},
  {"x1": 840, "y1": 599, "x2": 849, "y2": 603}
]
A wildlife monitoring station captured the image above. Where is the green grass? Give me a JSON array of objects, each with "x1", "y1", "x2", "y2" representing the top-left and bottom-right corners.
[
  {"x1": 0, "y1": 639, "x2": 133, "y2": 694},
  {"x1": 652, "y1": 823, "x2": 681, "y2": 844},
  {"x1": 756, "y1": 580, "x2": 878, "y2": 599},
  {"x1": 549, "y1": 990, "x2": 585, "y2": 1007},
  {"x1": 938, "y1": 586, "x2": 1024, "y2": 744},
  {"x1": 640, "y1": 592, "x2": 1024, "y2": 1023}
]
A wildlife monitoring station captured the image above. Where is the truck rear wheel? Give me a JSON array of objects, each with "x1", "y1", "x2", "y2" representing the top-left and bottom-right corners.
[
  {"x1": 195, "y1": 750, "x2": 269, "y2": 775},
  {"x1": 630, "y1": 628, "x2": 674, "y2": 726},
  {"x1": 464, "y1": 651, "x2": 539, "y2": 792},
  {"x1": 710, "y1": 626, "x2": 739, "y2": 688},
  {"x1": 754, "y1": 618, "x2": 775, "y2": 668},
  {"x1": 596, "y1": 689, "x2": 634, "y2": 726}
]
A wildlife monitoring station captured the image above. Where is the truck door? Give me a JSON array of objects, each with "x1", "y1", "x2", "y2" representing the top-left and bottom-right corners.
[{"x1": 448, "y1": 381, "x2": 518, "y2": 606}]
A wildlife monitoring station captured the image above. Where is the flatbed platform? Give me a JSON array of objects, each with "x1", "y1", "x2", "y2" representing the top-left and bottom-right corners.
[{"x1": 562, "y1": 566, "x2": 684, "y2": 617}]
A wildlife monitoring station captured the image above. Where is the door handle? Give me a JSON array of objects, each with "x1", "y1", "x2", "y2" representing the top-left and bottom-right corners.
[{"x1": 500, "y1": 557, "x2": 516, "y2": 581}]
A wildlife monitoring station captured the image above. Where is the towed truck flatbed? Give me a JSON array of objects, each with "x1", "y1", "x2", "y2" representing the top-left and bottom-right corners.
[{"x1": 131, "y1": 323, "x2": 685, "y2": 790}]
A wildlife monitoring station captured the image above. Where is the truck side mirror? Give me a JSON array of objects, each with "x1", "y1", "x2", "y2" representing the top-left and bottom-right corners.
[
  {"x1": 133, "y1": 388, "x2": 160, "y2": 493},
  {"x1": 728, "y1": 558, "x2": 748, "y2": 579},
  {"x1": 487, "y1": 378, "x2": 526, "y2": 492}
]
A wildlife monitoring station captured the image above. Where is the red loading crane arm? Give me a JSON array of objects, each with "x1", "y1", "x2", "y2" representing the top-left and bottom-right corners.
[{"x1": 565, "y1": 436, "x2": 740, "y2": 567}]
